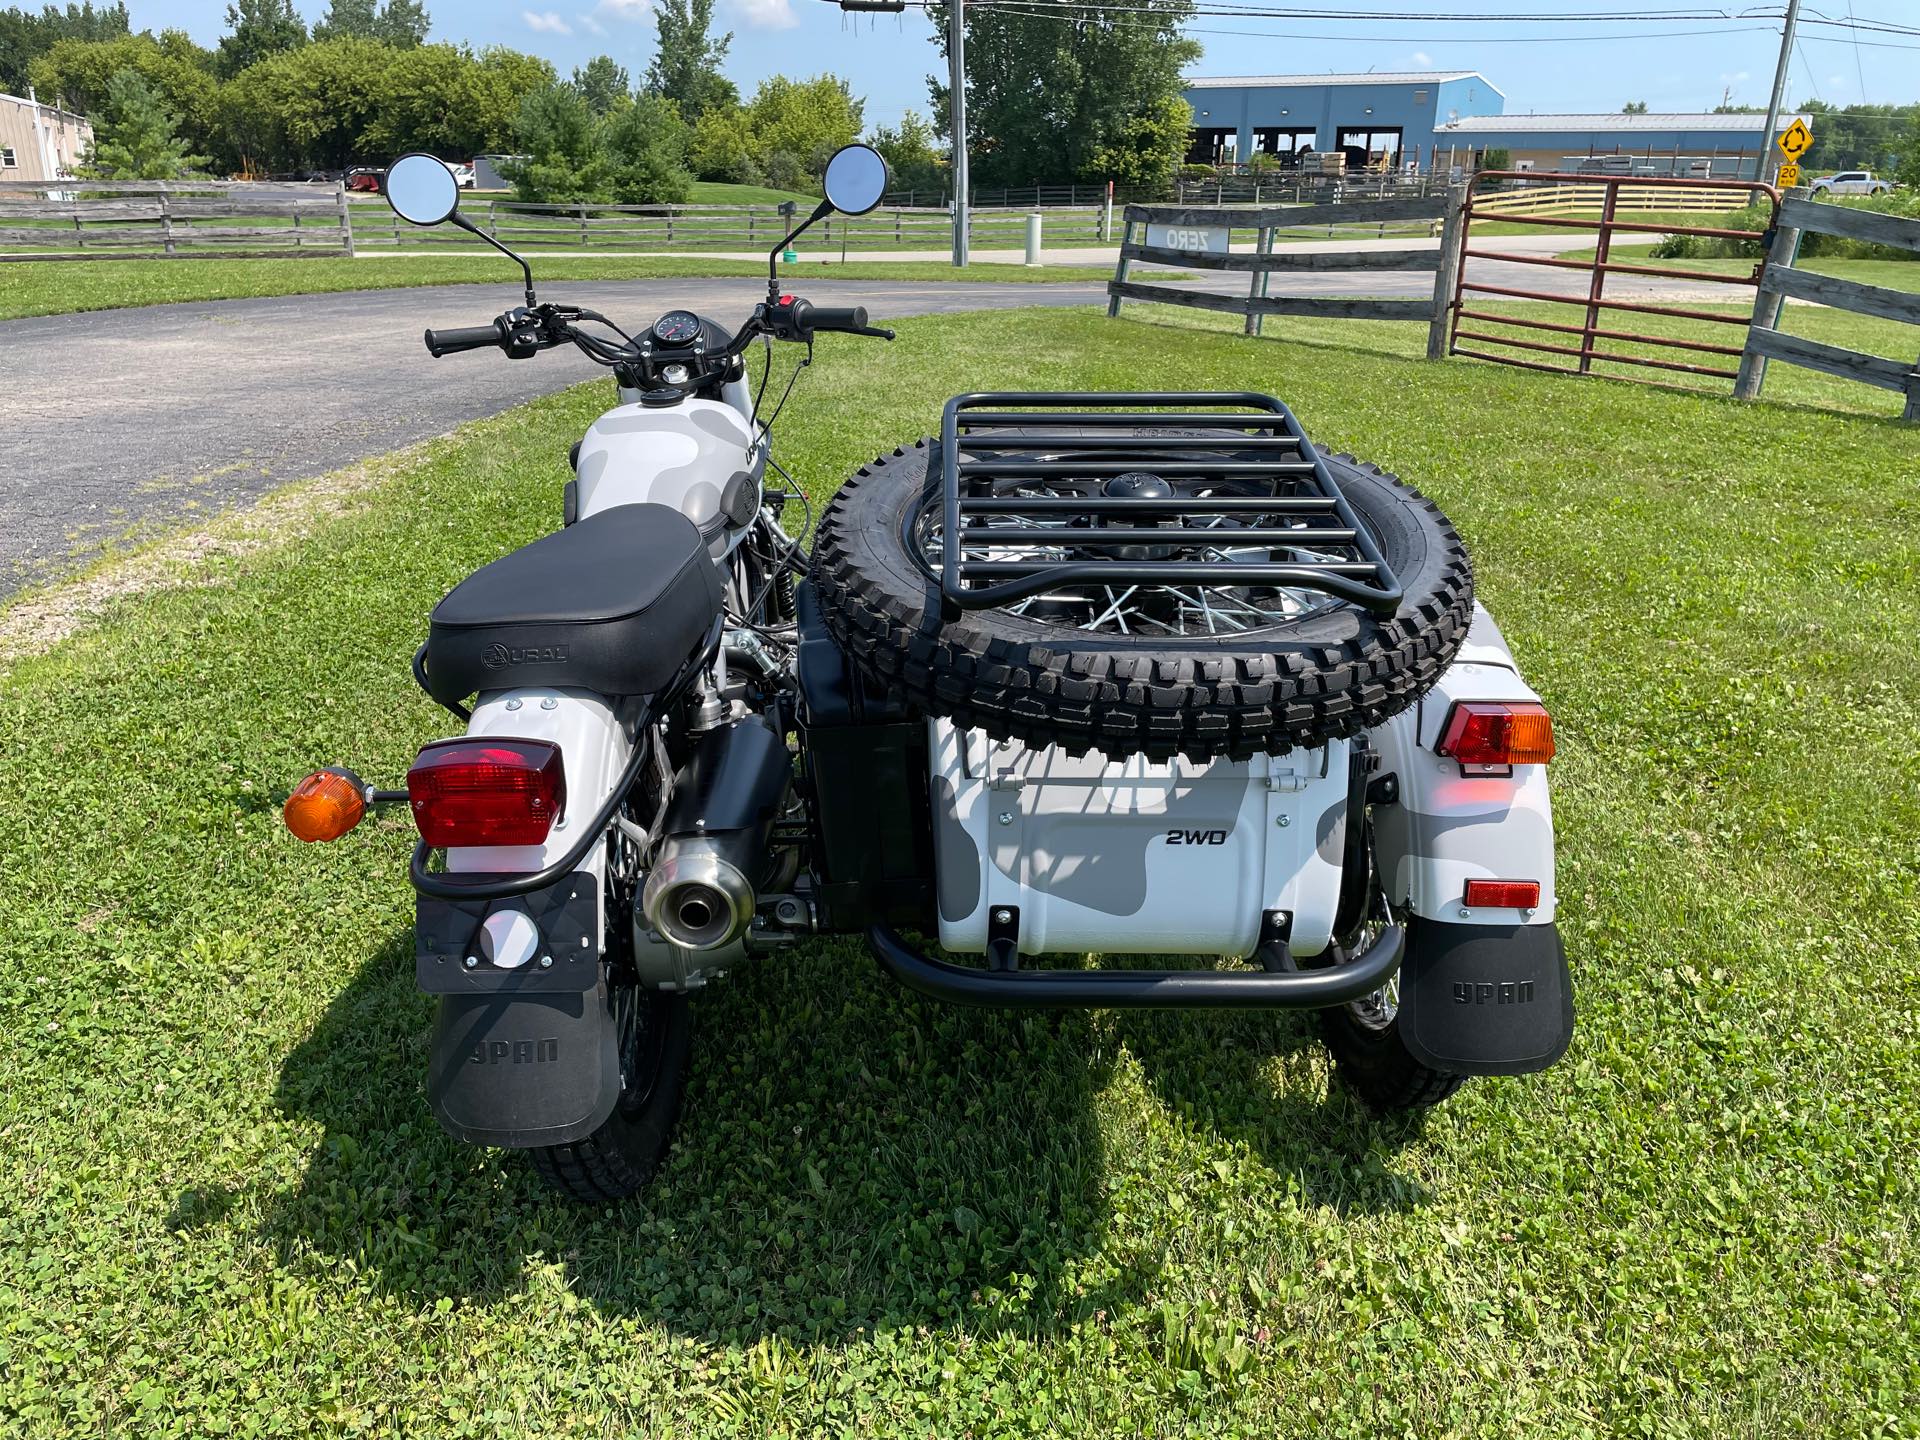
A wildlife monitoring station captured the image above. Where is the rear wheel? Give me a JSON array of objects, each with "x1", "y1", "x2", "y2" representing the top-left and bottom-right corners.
[{"x1": 529, "y1": 983, "x2": 692, "y2": 1202}]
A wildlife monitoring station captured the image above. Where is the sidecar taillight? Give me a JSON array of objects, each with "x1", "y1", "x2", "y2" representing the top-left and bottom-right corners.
[
  {"x1": 407, "y1": 739, "x2": 566, "y2": 847},
  {"x1": 1436, "y1": 702, "x2": 1555, "y2": 769},
  {"x1": 284, "y1": 768, "x2": 368, "y2": 842}
]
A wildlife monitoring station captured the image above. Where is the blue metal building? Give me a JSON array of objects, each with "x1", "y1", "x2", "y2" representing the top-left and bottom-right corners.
[
  {"x1": 1183, "y1": 72, "x2": 1505, "y2": 170},
  {"x1": 1183, "y1": 72, "x2": 1791, "y2": 178}
]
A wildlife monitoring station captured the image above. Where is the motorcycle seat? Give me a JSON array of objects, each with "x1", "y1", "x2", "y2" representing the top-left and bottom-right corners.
[{"x1": 421, "y1": 502, "x2": 723, "y2": 706}]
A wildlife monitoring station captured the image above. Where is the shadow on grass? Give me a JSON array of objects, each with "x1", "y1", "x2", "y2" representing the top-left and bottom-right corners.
[{"x1": 260, "y1": 931, "x2": 1426, "y2": 1342}]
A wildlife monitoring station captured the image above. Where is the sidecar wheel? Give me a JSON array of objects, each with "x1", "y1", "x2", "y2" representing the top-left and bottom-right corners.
[
  {"x1": 529, "y1": 987, "x2": 692, "y2": 1203},
  {"x1": 1319, "y1": 987, "x2": 1467, "y2": 1113}
]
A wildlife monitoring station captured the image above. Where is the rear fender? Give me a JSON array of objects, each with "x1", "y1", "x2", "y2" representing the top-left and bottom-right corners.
[
  {"x1": 418, "y1": 688, "x2": 632, "y2": 1147},
  {"x1": 427, "y1": 985, "x2": 621, "y2": 1147},
  {"x1": 1371, "y1": 605, "x2": 1556, "y2": 926}
]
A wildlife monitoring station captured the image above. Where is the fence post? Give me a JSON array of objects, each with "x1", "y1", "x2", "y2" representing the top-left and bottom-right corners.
[
  {"x1": 335, "y1": 180, "x2": 355, "y2": 257},
  {"x1": 1427, "y1": 184, "x2": 1467, "y2": 360},
  {"x1": 578, "y1": 204, "x2": 588, "y2": 247},
  {"x1": 292, "y1": 206, "x2": 302, "y2": 251},
  {"x1": 1734, "y1": 190, "x2": 1806, "y2": 401},
  {"x1": 1107, "y1": 212, "x2": 1133, "y2": 318},
  {"x1": 1100, "y1": 182, "x2": 1112, "y2": 243},
  {"x1": 1246, "y1": 226, "x2": 1271, "y2": 337},
  {"x1": 159, "y1": 186, "x2": 175, "y2": 256}
]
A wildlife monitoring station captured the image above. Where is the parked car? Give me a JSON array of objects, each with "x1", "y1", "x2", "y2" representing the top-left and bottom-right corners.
[
  {"x1": 1809, "y1": 171, "x2": 1893, "y2": 197},
  {"x1": 345, "y1": 167, "x2": 385, "y2": 193},
  {"x1": 450, "y1": 162, "x2": 476, "y2": 189}
]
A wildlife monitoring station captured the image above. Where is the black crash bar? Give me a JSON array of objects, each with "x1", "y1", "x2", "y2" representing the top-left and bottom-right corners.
[{"x1": 867, "y1": 923, "x2": 1403, "y2": 1010}]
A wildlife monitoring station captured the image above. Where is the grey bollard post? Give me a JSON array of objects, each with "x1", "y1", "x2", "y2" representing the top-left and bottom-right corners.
[{"x1": 1025, "y1": 211, "x2": 1043, "y2": 266}]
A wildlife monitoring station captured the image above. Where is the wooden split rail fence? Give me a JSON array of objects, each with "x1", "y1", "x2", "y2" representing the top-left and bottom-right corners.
[
  {"x1": 352, "y1": 200, "x2": 1112, "y2": 251},
  {"x1": 1106, "y1": 192, "x2": 1468, "y2": 357},
  {"x1": 0, "y1": 178, "x2": 352, "y2": 261},
  {"x1": 1736, "y1": 193, "x2": 1920, "y2": 420}
]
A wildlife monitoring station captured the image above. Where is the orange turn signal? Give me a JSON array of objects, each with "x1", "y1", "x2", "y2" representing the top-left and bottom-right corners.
[{"x1": 284, "y1": 768, "x2": 367, "y2": 843}]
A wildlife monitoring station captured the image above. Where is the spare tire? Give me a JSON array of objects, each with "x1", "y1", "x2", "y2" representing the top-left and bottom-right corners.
[{"x1": 809, "y1": 431, "x2": 1473, "y2": 762}]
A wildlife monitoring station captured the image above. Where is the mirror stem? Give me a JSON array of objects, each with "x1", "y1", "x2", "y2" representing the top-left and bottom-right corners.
[
  {"x1": 452, "y1": 212, "x2": 536, "y2": 308},
  {"x1": 767, "y1": 199, "x2": 833, "y2": 303}
]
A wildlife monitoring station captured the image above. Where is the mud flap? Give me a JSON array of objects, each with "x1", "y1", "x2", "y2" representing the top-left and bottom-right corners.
[
  {"x1": 426, "y1": 985, "x2": 620, "y2": 1148},
  {"x1": 1397, "y1": 922, "x2": 1574, "y2": 1075}
]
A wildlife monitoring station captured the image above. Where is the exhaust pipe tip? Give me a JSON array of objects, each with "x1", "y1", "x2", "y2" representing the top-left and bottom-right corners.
[{"x1": 643, "y1": 844, "x2": 756, "y2": 950}]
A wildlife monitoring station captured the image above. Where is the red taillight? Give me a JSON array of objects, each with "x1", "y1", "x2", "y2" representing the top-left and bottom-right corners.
[
  {"x1": 1464, "y1": 879, "x2": 1542, "y2": 910},
  {"x1": 1437, "y1": 701, "x2": 1555, "y2": 768},
  {"x1": 407, "y1": 739, "x2": 565, "y2": 847}
]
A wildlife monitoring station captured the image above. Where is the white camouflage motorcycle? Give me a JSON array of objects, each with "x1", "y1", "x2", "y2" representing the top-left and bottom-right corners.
[{"x1": 286, "y1": 149, "x2": 1573, "y2": 1203}]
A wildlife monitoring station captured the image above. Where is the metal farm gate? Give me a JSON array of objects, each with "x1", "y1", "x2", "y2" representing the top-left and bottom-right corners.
[{"x1": 1445, "y1": 172, "x2": 1780, "y2": 391}]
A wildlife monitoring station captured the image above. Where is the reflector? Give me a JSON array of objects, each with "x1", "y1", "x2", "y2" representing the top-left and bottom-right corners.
[
  {"x1": 407, "y1": 739, "x2": 565, "y2": 847},
  {"x1": 284, "y1": 768, "x2": 367, "y2": 843},
  {"x1": 1436, "y1": 701, "x2": 1555, "y2": 767},
  {"x1": 1464, "y1": 879, "x2": 1542, "y2": 910}
]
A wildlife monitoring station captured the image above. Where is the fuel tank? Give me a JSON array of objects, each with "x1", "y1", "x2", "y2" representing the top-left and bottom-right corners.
[{"x1": 572, "y1": 397, "x2": 764, "y2": 558}]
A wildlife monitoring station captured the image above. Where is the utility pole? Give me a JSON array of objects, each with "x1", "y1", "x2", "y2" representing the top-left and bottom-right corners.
[
  {"x1": 948, "y1": 0, "x2": 969, "y2": 266},
  {"x1": 1759, "y1": 0, "x2": 1803, "y2": 181}
]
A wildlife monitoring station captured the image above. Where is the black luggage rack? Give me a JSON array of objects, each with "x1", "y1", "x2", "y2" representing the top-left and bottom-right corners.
[{"x1": 936, "y1": 392, "x2": 1404, "y2": 623}]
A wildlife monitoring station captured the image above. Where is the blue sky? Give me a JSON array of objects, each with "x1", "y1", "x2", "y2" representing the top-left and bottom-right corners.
[{"x1": 131, "y1": 1, "x2": 1919, "y2": 129}]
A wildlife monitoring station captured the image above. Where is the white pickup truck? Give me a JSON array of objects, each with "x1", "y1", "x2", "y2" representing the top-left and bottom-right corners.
[{"x1": 1809, "y1": 170, "x2": 1894, "y2": 197}]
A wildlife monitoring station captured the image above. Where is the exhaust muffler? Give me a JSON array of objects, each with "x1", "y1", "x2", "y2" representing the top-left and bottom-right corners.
[{"x1": 642, "y1": 715, "x2": 791, "y2": 950}]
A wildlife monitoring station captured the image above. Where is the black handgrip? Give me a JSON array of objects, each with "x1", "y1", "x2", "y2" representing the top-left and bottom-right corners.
[
  {"x1": 798, "y1": 304, "x2": 869, "y2": 334},
  {"x1": 423, "y1": 321, "x2": 504, "y2": 358}
]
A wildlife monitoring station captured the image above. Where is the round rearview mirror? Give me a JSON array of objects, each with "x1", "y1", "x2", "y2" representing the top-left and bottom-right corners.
[
  {"x1": 385, "y1": 152, "x2": 460, "y2": 227},
  {"x1": 822, "y1": 144, "x2": 889, "y2": 217}
]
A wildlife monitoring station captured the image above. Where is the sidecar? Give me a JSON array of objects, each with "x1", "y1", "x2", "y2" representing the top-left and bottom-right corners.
[{"x1": 798, "y1": 392, "x2": 1572, "y2": 1108}]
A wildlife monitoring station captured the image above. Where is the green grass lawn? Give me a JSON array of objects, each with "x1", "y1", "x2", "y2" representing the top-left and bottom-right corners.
[
  {"x1": 0, "y1": 254, "x2": 1123, "y2": 322},
  {"x1": 2, "y1": 308, "x2": 1917, "y2": 1436}
]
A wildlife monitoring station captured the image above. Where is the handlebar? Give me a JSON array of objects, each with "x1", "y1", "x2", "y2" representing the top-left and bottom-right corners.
[
  {"x1": 420, "y1": 295, "x2": 894, "y2": 364},
  {"x1": 423, "y1": 321, "x2": 505, "y2": 357}
]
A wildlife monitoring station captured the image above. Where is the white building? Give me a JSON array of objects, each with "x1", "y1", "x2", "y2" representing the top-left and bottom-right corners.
[{"x1": 0, "y1": 91, "x2": 94, "y2": 183}]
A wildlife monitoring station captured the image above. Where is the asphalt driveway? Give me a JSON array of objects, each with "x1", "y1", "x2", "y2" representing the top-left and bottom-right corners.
[{"x1": 0, "y1": 241, "x2": 1742, "y2": 598}]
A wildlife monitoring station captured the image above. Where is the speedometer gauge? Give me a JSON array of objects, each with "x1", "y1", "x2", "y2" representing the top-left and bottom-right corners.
[{"x1": 651, "y1": 310, "x2": 701, "y2": 345}]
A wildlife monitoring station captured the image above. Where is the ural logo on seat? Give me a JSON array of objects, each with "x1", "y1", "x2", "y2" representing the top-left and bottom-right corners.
[
  {"x1": 1165, "y1": 828, "x2": 1230, "y2": 845},
  {"x1": 482, "y1": 641, "x2": 570, "y2": 669},
  {"x1": 468, "y1": 1038, "x2": 560, "y2": 1064}
]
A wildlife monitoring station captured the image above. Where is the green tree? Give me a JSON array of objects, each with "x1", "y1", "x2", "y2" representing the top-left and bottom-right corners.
[
  {"x1": 313, "y1": 0, "x2": 428, "y2": 45},
  {"x1": 643, "y1": 0, "x2": 734, "y2": 124},
  {"x1": 373, "y1": 0, "x2": 429, "y2": 45},
  {"x1": 1896, "y1": 111, "x2": 1920, "y2": 192},
  {"x1": 499, "y1": 81, "x2": 604, "y2": 202},
  {"x1": 0, "y1": 1, "x2": 128, "y2": 94},
  {"x1": 311, "y1": 0, "x2": 374, "y2": 40},
  {"x1": 81, "y1": 65, "x2": 208, "y2": 177},
  {"x1": 30, "y1": 31, "x2": 221, "y2": 165},
  {"x1": 926, "y1": 0, "x2": 1197, "y2": 188},
  {"x1": 361, "y1": 42, "x2": 550, "y2": 161},
  {"x1": 1622, "y1": 100, "x2": 1648, "y2": 115},
  {"x1": 746, "y1": 73, "x2": 862, "y2": 181},
  {"x1": 218, "y1": 35, "x2": 388, "y2": 172},
  {"x1": 1085, "y1": 92, "x2": 1191, "y2": 193},
  {"x1": 868, "y1": 108, "x2": 942, "y2": 193},
  {"x1": 215, "y1": 0, "x2": 305, "y2": 80},
  {"x1": 688, "y1": 103, "x2": 757, "y2": 182},
  {"x1": 573, "y1": 53, "x2": 629, "y2": 116},
  {"x1": 599, "y1": 93, "x2": 691, "y2": 202},
  {"x1": 1792, "y1": 100, "x2": 1920, "y2": 174}
]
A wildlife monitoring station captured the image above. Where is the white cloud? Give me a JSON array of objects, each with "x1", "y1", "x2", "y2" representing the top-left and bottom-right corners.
[
  {"x1": 523, "y1": 9, "x2": 573, "y2": 33},
  {"x1": 1411, "y1": 51, "x2": 1433, "y2": 67},
  {"x1": 596, "y1": 0, "x2": 653, "y2": 19},
  {"x1": 578, "y1": 12, "x2": 607, "y2": 34},
  {"x1": 729, "y1": 0, "x2": 798, "y2": 29}
]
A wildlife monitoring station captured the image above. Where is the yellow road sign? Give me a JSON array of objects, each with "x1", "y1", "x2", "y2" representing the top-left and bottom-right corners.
[
  {"x1": 1777, "y1": 117, "x2": 1813, "y2": 158},
  {"x1": 1776, "y1": 161, "x2": 1801, "y2": 188}
]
